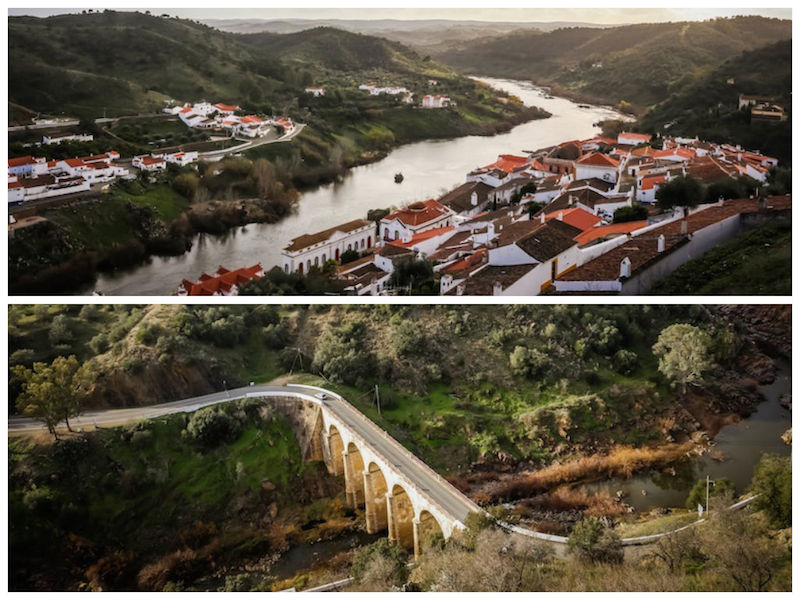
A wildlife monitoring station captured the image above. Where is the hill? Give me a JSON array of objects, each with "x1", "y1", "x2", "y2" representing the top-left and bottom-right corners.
[
  {"x1": 639, "y1": 40, "x2": 792, "y2": 161},
  {"x1": 432, "y1": 16, "x2": 791, "y2": 109}
]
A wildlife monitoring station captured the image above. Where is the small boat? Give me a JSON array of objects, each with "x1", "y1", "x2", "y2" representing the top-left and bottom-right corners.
[{"x1": 394, "y1": 172, "x2": 404, "y2": 183}]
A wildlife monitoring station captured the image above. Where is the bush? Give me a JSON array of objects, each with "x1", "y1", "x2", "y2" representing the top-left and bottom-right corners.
[
  {"x1": 186, "y1": 407, "x2": 241, "y2": 448},
  {"x1": 613, "y1": 203, "x2": 648, "y2": 223},
  {"x1": 567, "y1": 517, "x2": 623, "y2": 563},
  {"x1": 749, "y1": 454, "x2": 791, "y2": 528},
  {"x1": 49, "y1": 314, "x2": 74, "y2": 345},
  {"x1": 351, "y1": 539, "x2": 408, "y2": 587},
  {"x1": 612, "y1": 349, "x2": 638, "y2": 375},
  {"x1": 89, "y1": 332, "x2": 110, "y2": 355}
]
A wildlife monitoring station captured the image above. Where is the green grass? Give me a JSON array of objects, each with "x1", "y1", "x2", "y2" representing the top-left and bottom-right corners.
[
  {"x1": 652, "y1": 221, "x2": 791, "y2": 295},
  {"x1": 121, "y1": 184, "x2": 189, "y2": 222},
  {"x1": 616, "y1": 510, "x2": 699, "y2": 538}
]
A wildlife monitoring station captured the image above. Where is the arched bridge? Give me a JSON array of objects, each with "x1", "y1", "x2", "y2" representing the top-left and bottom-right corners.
[{"x1": 9, "y1": 383, "x2": 480, "y2": 559}]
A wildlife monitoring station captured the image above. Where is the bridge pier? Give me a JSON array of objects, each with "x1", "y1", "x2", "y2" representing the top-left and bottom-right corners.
[
  {"x1": 412, "y1": 518, "x2": 422, "y2": 561},
  {"x1": 386, "y1": 492, "x2": 398, "y2": 543},
  {"x1": 363, "y1": 469, "x2": 388, "y2": 533},
  {"x1": 342, "y1": 448, "x2": 365, "y2": 508}
]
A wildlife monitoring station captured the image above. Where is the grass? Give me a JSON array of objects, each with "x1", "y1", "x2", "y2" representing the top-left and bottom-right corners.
[
  {"x1": 616, "y1": 510, "x2": 699, "y2": 538},
  {"x1": 651, "y1": 221, "x2": 791, "y2": 295}
]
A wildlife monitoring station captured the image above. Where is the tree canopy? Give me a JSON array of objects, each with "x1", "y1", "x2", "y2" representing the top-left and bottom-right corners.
[
  {"x1": 652, "y1": 323, "x2": 713, "y2": 394},
  {"x1": 12, "y1": 355, "x2": 93, "y2": 438},
  {"x1": 655, "y1": 175, "x2": 704, "y2": 214}
]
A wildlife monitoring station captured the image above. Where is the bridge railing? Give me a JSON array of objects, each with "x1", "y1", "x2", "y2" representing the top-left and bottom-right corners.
[{"x1": 287, "y1": 384, "x2": 480, "y2": 525}]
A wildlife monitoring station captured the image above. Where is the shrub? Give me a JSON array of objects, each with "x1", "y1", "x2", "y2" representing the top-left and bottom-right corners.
[
  {"x1": 612, "y1": 349, "x2": 638, "y2": 375},
  {"x1": 567, "y1": 517, "x2": 623, "y2": 563},
  {"x1": 186, "y1": 407, "x2": 241, "y2": 448},
  {"x1": 49, "y1": 314, "x2": 74, "y2": 345},
  {"x1": 89, "y1": 332, "x2": 110, "y2": 355},
  {"x1": 351, "y1": 539, "x2": 408, "y2": 587},
  {"x1": 613, "y1": 203, "x2": 648, "y2": 223},
  {"x1": 749, "y1": 454, "x2": 791, "y2": 528}
]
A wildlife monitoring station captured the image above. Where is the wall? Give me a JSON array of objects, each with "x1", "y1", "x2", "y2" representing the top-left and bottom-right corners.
[{"x1": 621, "y1": 213, "x2": 742, "y2": 294}]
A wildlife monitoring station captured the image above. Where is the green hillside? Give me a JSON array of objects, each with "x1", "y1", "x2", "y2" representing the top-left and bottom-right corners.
[
  {"x1": 639, "y1": 40, "x2": 791, "y2": 161},
  {"x1": 433, "y1": 16, "x2": 791, "y2": 109}
]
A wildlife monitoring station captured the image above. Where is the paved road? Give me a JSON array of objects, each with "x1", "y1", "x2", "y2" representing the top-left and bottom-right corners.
[
  {"x1": 199, "y1": 123, "x2": 306, "y2": 160},
  {"x1": 8, "y1": 382, "x2": 479, "y2": 526}
]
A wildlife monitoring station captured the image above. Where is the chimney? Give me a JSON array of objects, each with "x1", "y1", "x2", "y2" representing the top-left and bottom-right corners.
[
  {"x1": 540, "y1": 212, "x2": 546, "y2": 224},
  {"x1": 493, "y1": 281, "x2": 503, "y2": 296},
  {"x1": 456, "y1": 284, "x2": 465, "y2": 296},
  {"x1": 568, "y1": 195, "x2": 575, "y2": 206},
  {"x1": 471, "y1": 191, "x2": 478, "y2": 206},
  {"x1": 558, "y1": 211, "x2": 564, "y2": 221},
  {"x1": 619, "y1": 257, "x2": 632, "y2": 279},
  {"x1": 718, "y1": 195, "x2": 724, "y2": 206},
  {"x1": 657, "y1": 234, "x2": 665, "y2": 252},
  {"x1": 680, "y1": 220, "x2": 688, "y2": 235}
]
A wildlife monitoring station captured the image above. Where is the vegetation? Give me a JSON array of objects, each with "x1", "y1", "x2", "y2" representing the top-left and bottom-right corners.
[
  {"x1": 12, "y1": 356, "x2": 93, "y2": 438},
  {"x1": 651, "y1": 221, "x2": 791, "y2": 295},
  {"x1": 655, "y1": 176, "x2": 705, "y2": 214},
  {"x1": 749, "y1": 454, "x2": 791, "y2": 529},
  {"x1": 639, "y1": 40, "x2": 791, "y2": 163},
  {"x1": 567, "y1": 517, "x2": 623, "y2": 564},
  {"x1": 652, "y1": 324, "x2": 713, "y2": 394},
  {"x1": 432, "y1": 17, "x2": 790, "y2": 110},
  {"x1": 685, "y1": 477, "x2": 734, "y2": 511},
  {"x1": 612, "y1": 203, "x2": 648, "y2": 223}
]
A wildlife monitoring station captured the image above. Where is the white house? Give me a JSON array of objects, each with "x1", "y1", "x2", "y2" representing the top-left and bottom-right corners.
[
  {"x1": 617, "y1": 132, "x2": 653, "y2": 146},
  {"x1": 379, "y1": 199, "x2": 454, "y2": 242},
  {"x1": 574, "y1": 152, "x2": 621, "y2": 183},
  {"x1": 132, "y1": 154, "x2": 167, "y2": 171},
  {"x1": 282, "y1": 219, "x2": 376, "y2": 273},
  {"x1": 164, "y1": 151, "x2": 199, "y2": 166},
  {"x1": 422, "y1": 95, "x2": 451, "y2": 109}
]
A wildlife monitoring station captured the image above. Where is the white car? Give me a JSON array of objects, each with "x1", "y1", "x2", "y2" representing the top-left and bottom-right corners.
[{"x1": 316, "y1": 392, "x2": 329, "y2": 401}]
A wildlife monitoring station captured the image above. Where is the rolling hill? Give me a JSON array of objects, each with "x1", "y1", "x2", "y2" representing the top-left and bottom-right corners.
[
  {"x1": 8, "y1": 12, "x2": 473, "y2": 118},
  {"x1": 639, "y1": 40, "x2": 792, "y2": 161},
  {"x1": 432, "y1": 16, "x2": 792, "y2": 109}
]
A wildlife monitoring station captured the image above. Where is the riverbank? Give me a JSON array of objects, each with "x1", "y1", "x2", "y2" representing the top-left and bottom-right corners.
[{"x1": 9, "y1": 101, "x2": 547, "y2": 295}]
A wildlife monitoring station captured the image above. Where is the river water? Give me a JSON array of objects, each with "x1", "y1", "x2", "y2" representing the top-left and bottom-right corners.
[
  {"x1": 580, "y1": 358, "x2": 792, "y2": 512},
  {"x1": 86, "y1": 78, "x2": 626, "y2": 295}
]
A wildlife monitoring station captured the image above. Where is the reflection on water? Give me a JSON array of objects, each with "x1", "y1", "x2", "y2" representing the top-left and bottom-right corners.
[
  {"x1": 581, "y1": 358, "x2": 791, "y2": 511},
  {"x1": 87, "y1": 78, "x2": 627, "y2": 295}
]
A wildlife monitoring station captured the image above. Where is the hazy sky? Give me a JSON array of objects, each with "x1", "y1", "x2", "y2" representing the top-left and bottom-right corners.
[{"x1": 7, "y1": 7, "x2": 792, "y2": 24}]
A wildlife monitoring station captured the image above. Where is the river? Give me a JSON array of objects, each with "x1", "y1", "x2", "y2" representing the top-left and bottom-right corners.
[
  {"x1": 85, "y1": 78, "x2": 626, "y2": 295},
  {"x1": 580, "y1": 357, "x2": 792, "y2": 511}
]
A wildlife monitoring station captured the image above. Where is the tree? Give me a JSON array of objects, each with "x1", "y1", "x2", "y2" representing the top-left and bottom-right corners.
[
  {"x1": 699, "y1": 503, "x2": 786, "y2": 591},
  {"x1": 652, "y1": 323, "x2": 713, "y2": 394},
  {"x1": 567, "y1": 517, "x2": 623, "y2": 563},
  {"x1": 12, "y1": 356, "x2": 93, "y2": 438},
  {"x1": 656, "y1": 175, "x2": 704, "y2": 215},
  {"x1": 685, "y1": 476, "x2": 734, "y2": 510},
  {"x1": 749, "y1": 454, "x2": 791, "y2": 528},
  {"x1": 389, "y1": 257, "x2": 434, "y2": 294},
  {"x1": 339, "y1": 248, "x2": 360, "y2": 264},
  {"x1": 351, "y1": 539, "x2": 408, "y2": 590},
  {"x1": 613, "y1": 203, "x2": 648, "y2": 223}
]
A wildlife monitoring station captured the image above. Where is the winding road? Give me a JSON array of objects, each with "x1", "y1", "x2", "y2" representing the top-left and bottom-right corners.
[
  {"x1": 8, "y1": 383, "x2": 754, "y2": 551},
  {"x1": 8, "y1": 383, "x2": 478, "y2": 528}
]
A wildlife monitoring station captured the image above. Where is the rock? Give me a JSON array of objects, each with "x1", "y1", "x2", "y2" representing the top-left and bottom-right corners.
[
  {"x1": 781, "y1": 428, "x2": 791, "y2": 445},
  {"x1": 261, "y1": 478, "x2": 276, "y2": 492}
]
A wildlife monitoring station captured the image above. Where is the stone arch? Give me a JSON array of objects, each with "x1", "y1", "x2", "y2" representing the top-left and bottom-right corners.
[
  {"x1": 327, "y1": 424, "x2": 344, "y2": 475},
  {"x1": 388, "y1": 483, "x2": 415, "y2": 550},
  {"x1": 416, "y1": 510, "x2": 444, "y2": 556},
  {"x1": 343, "y1": 442, "x2": 366, "y2": 507},
  {"x1": 364, "y1": 462, "x2": 388, "y2": 533}
]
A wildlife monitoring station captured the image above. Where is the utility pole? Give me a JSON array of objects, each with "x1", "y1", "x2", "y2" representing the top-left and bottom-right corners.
[
  {"x1": 375, "y1": 384, "x2": 381, "y2": 416},
  {"x1": 705, "y1": 475, "x2": 716, "y2": 518}
]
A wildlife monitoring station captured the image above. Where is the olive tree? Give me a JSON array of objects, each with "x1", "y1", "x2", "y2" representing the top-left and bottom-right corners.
[{"x1": 652, "y1": 323, "x2": 713, "y2": 395}]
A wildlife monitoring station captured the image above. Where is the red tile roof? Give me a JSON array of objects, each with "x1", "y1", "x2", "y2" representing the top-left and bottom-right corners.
[
  {"x1": 640, "y1": 174, "x2": 666, "y2": 191},
  {"x1": 619, "y1": 132, "x2": 653, "y2": 143},
  {"x1": 544, "y1": 207, "x2": 602, "y2": 231},
  {"x1": 388, "y1": 226, "x2": 455, "y2": 248},
  {"x1": 382, "y1": 199, "x2": 449, "y2": 227},
  {"x1": 653, "y1": 147, "x2": 696, "y2": 161},
  {"x1": 576, "y1": 152, "x2": 619, "y2": 168},
  {"x1": 181, "y1": 264, "x2": 263, "y2": 296},
  {"x1": 8, "y1": 156, "x2": 41, "y2": 168},
  {"x1": 573, "y1": 220, "x2": 649, "y2": 246},
  {"x1": 484, "y1": 154, "x2": 530, "y2": 174},
  {"x1": 214, "y1": 103, "x2": 238, "y2": 112}
]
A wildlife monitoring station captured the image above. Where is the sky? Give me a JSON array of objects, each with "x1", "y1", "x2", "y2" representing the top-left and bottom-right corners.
[{"x1": 6, "y1": 6, "x2": 792, "y2": 24}]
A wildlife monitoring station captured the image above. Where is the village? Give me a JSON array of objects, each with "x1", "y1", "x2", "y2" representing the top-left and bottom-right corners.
[{"x1": 244, "y1": 130, "x2": 787, "y2": 297}]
